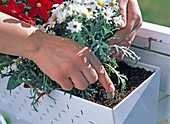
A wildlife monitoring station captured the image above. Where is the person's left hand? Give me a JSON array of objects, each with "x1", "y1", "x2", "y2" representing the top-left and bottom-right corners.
[{"x1": 108, "y1": 0, "x2": 142, "y2": 59}]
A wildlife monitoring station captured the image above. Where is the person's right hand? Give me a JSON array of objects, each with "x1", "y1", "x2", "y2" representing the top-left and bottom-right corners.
[
  {"x1": 108, "y1": 0, "x2": 142, "y2": 59},
  {"x1": 29, "y1": 30, "x2": 115, "y2": 92}
]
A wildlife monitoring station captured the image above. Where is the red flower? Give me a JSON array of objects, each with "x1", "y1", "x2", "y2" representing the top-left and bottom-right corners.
[
  {"x1": 131, "y1": 86, "x2": 136, "y2": 90},
  {"x1": 47, "y1": 0, "x2": 63, "y2": 4},
  {"x1": 26, "y1": 0, "x2": 54, "y2": 22},
  {"x1": 53, "y1": 0, "x2": 63, "y2": 4},
  {"x1": 0, "y1": 0, "x2": 26, "y2": 18},
  {"x1": 18, "y1": 13, "x2": 35, "y2": 25},
  {"x1": 0, "y1": 0, "x2": 2, "y2": 4}
]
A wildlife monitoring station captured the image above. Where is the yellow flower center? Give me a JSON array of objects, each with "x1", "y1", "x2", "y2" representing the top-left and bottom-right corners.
[
  {"x1": 11, "y1": 10, "x2": 16, "y2": 13},
  {"x1": 53, "y1": 16, "x2": 57, "y2": 21},
  {"x1": 104, "y1": 12, "x2": 107, "y2": 16},
  {"x1": 17, "y1": 59, "x2": 21, "y2": 63},
  {"x1": 60, "y1": 8, "x2": 64, "y2": 11},
  {"x1": 97, "y1": 1, "x2": 103, "y2": 6},
  {"x1": 87, "y1": 8, "x2": 92, "y2": 12},
  {"x1": 82, "y1": 12, "x2": 87, "y2": 17},
  {"x1": 109, "y1": 2, "x2": 115, "y2": 7},
  {"x1": 37, "y1": 3, "x2": 41, "y2": 7},
  {"x1": 62, "y1": 18, "x2": 66, "y2": 22},
  {"x1": 13, "y1": 62, "x2": 17, "y2": 66},
  {"x1": 52, "y1": 22, "x2": 55, "y2": 25},
  {"x1": 112, "y1": 17, "x2": 115, "y2": 22},
  {"x1": 90, "y1": 2, "x2": 94, "y2": 4},
  {"x1": 73, "y1": 25, "x2": 77, "y2": 28}
]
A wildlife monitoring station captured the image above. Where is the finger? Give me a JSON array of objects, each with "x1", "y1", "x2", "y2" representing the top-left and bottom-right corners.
[
  {"x1": 113, "y1": 50, "x2": 122, "y2": 59},
  {"x1": 118, "y1": 35, "x2": 136, "y2": 59},
  {"x1": 70, "y1": 70, "x2": 89, "y2": 90},
  {"x1": 112, "y1": 10, "x2": 139, "y2": 58},
  {"x1": 56, "y1": 77, "x2": 74, "y2": 91},
  {"x1": 113, "y1": 0, "x2": 141, "y2": 46},
  {"x1": 82, "y1": 63, "x2": 98, "y2": 84},
  {"x1": 112, "y1": 34, "x2": 133, "y2": 59},
  {"x1": 119, "y1": 54, "x2": 124, "y2": 59},
  {"x1": 110, "y1": 0, "x2": 142, "y2": 59},
  {"x1": 118, "y1": 0, "x2": 128, "y2": 28},
  {"x1": 88, "y1": 54, "x2": 115, "y2": 92},
  {"x1": 108, "y1": 26, "x2": 131, "y2": 46},
  {"x1": 76, "y1": 48, "x2": 98, "y2": 84}
]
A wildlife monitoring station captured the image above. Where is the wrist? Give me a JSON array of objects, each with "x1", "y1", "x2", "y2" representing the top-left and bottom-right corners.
[
  {"x1": 22, "y1": 29, "x2": 46, "y2": 61},
  {"x1": 25, "y1": 29, "x2": 62, "y2": 62}
]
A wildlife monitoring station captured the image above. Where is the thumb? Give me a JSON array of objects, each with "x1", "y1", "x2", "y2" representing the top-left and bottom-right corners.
[{"x1": 118, "y1": 0, "x2": 128, "y2": 28}]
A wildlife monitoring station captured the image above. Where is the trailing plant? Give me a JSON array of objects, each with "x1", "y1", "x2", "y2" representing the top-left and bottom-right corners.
[{"x1": 0, "y1": 0, "x2": 140, "y2": 111}]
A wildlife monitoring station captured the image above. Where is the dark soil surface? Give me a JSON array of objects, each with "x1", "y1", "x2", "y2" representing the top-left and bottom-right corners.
[{"x1": 88, "y1": 61, "x2": 153, "y2": 108}]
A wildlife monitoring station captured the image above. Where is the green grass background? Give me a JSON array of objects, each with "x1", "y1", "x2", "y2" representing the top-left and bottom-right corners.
[{"x1": 138, "y1": 0, "x2": 170, "y2": 27}]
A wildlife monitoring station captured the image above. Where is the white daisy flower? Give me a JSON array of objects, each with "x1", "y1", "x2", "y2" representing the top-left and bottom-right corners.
[
  {"x1": 52, "y1": 3, "x2": 59, "y2": 8},
  {"x1": 52, "y1": 3, "x2": 65, "y2": 12},
  {"x1": 84, "y1": 0, "x2": 95, "y2": 4},
  {"x1": 73, "y1": 0, "x2": 83, "y2": 4},
  {"x1": 47, "y1": 19, "x2": 56, "y2": 29},
  {"x1": 36, "y1": 24, "x2": 48, "y2": 32},
  {"x1": 50, "y1": 4, "x2": 64, "y2": 20},
  {"x1": 11, "y1": 63, "x2": 17, "y2": 71},
  {"x1": 85, "y1": 4, "x2": 97, "y2": 13},
  {"x1": 105, "y1": 0, "x2": 117, "y2": 7},
  {"x1": 101, "y1": 8, "x2": 115, "y2": 21},
  {"x1": 95, "y1": 0, "x2": 107, "y2": 10},
  {"x1": 48, "y1": 30, "x2": 56, "y2": 35},
  {"x1": 57, "y1": 11, "x2": 67, "y2": 24},
  {"x1": 67, "y1": 19, "x2": 82, "y2": 33},
  {"x1": 1, "y1": 66, "x2": 11, "y2": 74},
  {"x1": 51, "y1": 3, "x2": 66, "y2": 19},
  {"x1": 12, "y1": 58, "x2": 22, "y2": 64},
  {"x1": 74, "y1": 4, "x2": 94, "y2": 20},
  {"x1": 113, "y1": 15, "x2": 124, "y2": 26},
  {"x1": 105, "y1": 0, "x2": 119, "y2": 11},
  {"x1": 67, "y1": 4, "x2": 76, "y2": 16},
  {"x1": 49, "y1": 12, "x2": 58, "y2": 23}
]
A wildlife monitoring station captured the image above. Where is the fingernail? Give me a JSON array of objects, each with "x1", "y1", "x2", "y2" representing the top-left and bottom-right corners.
[
  {"x1": 107, "y1": 91, "x2": 115, "y2": 99},
  {"x1": 109, "y1": 84, "x2": 115, "y2": 92},
  {"x1": 119, "y1": 54, "x2": 124, "y2": 59},
  {"x1": 99, "y1": 66, "x2": 105, "y2": 74},
  {"x1": 120, "y1": 19, "x2": 126, "y2": 28}
]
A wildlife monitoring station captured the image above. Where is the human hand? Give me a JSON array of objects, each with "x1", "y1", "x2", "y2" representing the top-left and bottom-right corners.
[
  {"x1": 108, "y1": 0, "x2": 142, "y2": 58},
  {"x1": 29, "y1": 30, "x2": 115, "y2": 92}
]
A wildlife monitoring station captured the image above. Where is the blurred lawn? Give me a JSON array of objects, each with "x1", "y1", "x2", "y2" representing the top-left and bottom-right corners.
[{"x1": 138, "y1": 0, "x2": 170, "y2": 27}]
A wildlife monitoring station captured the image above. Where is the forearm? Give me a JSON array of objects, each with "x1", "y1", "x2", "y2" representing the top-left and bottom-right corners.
[
  {"x1": 0, "y1": 12, "x2": 115, "y2": 92},
  {"x1": 0, "y1": 12, "x2": 39, "y2": 59}
]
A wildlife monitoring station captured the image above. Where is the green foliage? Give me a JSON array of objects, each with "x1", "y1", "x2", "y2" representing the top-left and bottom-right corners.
[
  {"x1": 2, "y1": 112, "x2": 12, "y2": 124},
  {"x1": 0, "y1": 55, "x2": 12, "y2": 69},
  {"x1": 7, "y1": 76, "x2": 21, "y2": 90},
  {"x1": 54, "y1": 14, "x2": 140, "y2": 90}
]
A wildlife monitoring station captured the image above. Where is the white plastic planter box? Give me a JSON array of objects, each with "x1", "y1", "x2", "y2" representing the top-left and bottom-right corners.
[
  {"x1": 0, "y1": 60, "x2": 161, "y2": 124},
  {"x1": 132, "y1": 22, "x2": 170, "y2": 95},
  {"x1": 157, "y1": 91, "x2": 170, "y2": 123},
  {"x1": 131, "y1": 22, "x2": 170, "y2": 123}
]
